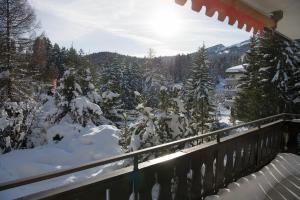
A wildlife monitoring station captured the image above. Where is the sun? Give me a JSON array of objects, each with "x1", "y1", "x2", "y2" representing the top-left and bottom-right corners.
[{"x1": 148, "y1": 8, "x2": 182, "y2": 38}]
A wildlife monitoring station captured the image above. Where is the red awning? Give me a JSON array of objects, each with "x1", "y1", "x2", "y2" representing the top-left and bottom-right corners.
[{"x1": 175, "y1": 0, "x2": 276, "y2": 34}]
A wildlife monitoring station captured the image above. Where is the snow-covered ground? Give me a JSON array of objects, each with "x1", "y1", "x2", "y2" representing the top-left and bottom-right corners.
[
  {"x1": 214, "y1": 77, "x2": 232, "y2": 126},
  {"x1": 205, "y1": 153, "x2": 300, "y2": 200},
  {"x1": 0, "y1": 96, "x2": 124, "y2": 199},
  {"x1": 0, "y1": 124, "x2": 124, "y2": 199}
]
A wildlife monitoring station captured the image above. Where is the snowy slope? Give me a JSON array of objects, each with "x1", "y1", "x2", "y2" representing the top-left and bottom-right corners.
[
  {"x1": 205, "y1": 153, "x2": 300, "y2": 200},
  {"x1": 0, "y1": 112, "x2": 124, "y2": 199}
]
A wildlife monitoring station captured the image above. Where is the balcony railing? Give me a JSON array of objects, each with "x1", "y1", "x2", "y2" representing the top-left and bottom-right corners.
[
  {"x1": 225, "y1": 78, "x2": 240, "y2": 86},
  {"x1": 224, "y1": 99, "x2": 235, "y2": 107},
  {"x1": 0, "y1": 113, "x2": 299, "y2": 200}
]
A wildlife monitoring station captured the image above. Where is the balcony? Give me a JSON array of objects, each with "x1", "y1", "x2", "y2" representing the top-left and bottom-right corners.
[
  {"x1": 224, "y1": 89, "x2": 238, "y2": 97},
  {"x1": 224, "y1": 99, "x2": 235, "y2": 108},
  {"x1": 0, "y1": 114, "x2": 299, "y2": 200},
  {"x1": 225, "y1": 78, "x2": 240, "y2": 86}
]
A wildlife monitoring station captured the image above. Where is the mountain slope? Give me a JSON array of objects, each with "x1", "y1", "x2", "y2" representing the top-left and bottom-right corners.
[{"x1": 87, "y1": 39, "x2": 251, "y2": 82}]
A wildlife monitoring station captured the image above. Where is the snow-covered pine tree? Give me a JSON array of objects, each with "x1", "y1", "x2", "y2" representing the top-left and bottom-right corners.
[
  {"x1": 235, "y1": 32, "x2": 300, "y2": 121},
  {"x1": 129, "y1": 103, "x2": 159, "y2": 159},
  {"x1": 100, "y1": 55, "x2": 124, "y2": 123},
  {"x1": 157, "y1": 85, "x2": 191, "y2": 145},
  {"x1": 142, "y1": 50, "x2": 170, "y2": 108},
  {"x1": 101, "y1": 55, "x2": 123, "y2": 93},
  {"x1": 0, "y1": 101, "x2": 35, "y2": 153},
  {"x1": 269, "y1": 39, "x2": 295, "y2": 98},
  {"x1": 290, "y1": 41, "x2": 300, "y2": 106},
  {"x1": 81, "y1": 68, "x2": 102, "y2": 105},
  {"x1": 52, "y1": 69, "x2": 104, "y2": 127},
  {"x1": 257, "y1": 31, "x2": 287, "y2": 114},
  {"x1": 119, "y1": 112, "x2": 130, "y2": 150},
  {"x1": 184, "y1": 45, "x2": 214, "y2": 136},
  {"x1": 156, "y1": 86, "x2": 174, "y2": 144},
  {"x1": 280, "y1": 39, "x2": 300, "y2": 110},
  {"x1": 121, "y1": 62, "x2": 142, "y2": 109},
  {"x1": 235, "y1": 36, "x2": 267, "y2": 121}
]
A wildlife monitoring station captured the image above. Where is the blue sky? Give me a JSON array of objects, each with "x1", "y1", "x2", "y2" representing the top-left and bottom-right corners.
[{"x1": 29, "y1": 0, "x2": 252, "y2": 57}]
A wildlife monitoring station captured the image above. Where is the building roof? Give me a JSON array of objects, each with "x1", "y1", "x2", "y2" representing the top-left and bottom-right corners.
[{"x1": 225, "y1": 64, "x2": 246, "y2": 73}]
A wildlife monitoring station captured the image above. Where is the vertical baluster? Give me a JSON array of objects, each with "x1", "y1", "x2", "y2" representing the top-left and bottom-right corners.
[
  {"x1": 283, "y1": 132, "x2": 289, "y2": 151},
  {"x1": 223, "y1": 153, "x2": 227, "y2": 186},
  {"x1": 187, "y1": 165, "x2": 193, "y2": 200},
  {"x1": 232, "y1": 150, "x2": 237, "y2": 181},
  {"x1": 256, "y1": 131, "x2": 262, "y2": 169},
  {"x1": 106, "y1": 189, "x2": 110, "y2": 200},
  {"x1": 133, "y1": 155, "x2": 139, "y2": 200},
  {"x1": 151, "y1": 173, "x2": 160, "y2": 200},
  {"x1": 200, "y1": 163, "x2": 206, "y2": 198},
  {"x1": 170, "y1": 167, "x2": 178, "y2": 200}
]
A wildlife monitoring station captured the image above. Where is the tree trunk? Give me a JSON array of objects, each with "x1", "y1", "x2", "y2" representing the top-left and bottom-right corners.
[
  {"x1": 5, "y1": 0, "x2": 12, "y2": 100},
  {"x1": 201, "y1": 97, "x2": 204, "y2": 134},
  {"x1": 6, "y1": 0, "x2": 10, "y2": 70}
]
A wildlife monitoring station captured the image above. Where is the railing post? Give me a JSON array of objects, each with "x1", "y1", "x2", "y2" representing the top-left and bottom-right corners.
[
  {"x1": 255, "y1": 132, "x2": 261, "y2": 169},
  {"x1": 283, "y1": 113, "x2": 290, "y2": 121},
  {"x1": 217, "y1": 133, "x2": 220, "y2": 143},
  {"x1": 133, "y1": 155, "x2": 139, "y2": 200},
  {"x1": 257, "y1": 121, "x2": 261, "y2": 129}
]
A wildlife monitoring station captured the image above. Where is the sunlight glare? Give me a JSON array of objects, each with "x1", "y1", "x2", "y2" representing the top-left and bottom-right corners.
[{"x1": 148, "y1": 8, "x2": 182, "y2": 38}]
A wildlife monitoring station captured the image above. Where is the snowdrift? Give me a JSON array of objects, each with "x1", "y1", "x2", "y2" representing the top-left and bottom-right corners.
[{"x1": 0, "y1": 124, "x2": 124, "y2": 199}]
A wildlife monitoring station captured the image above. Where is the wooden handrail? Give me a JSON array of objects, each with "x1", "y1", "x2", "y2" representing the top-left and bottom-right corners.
[{"x1": 0, "y1": 113, "x2": 299, "y2": 191}]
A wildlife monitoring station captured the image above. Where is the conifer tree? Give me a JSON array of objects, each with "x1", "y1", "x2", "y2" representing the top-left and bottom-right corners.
[
  {"x1": 0, "y1": 101, "x2": 35, "y2": 153},
  {"x1": 81, "y1": 68, "x2": 102, "y2": 105},
  {"x1": 52, "y1": 69, "x2": 105, "y2": 127},
  {"x1": 101, "y1": 55, "x2": 123, "y2": 93},
  {"x1": 235, "y1": 36, "x2": 266, "y2": 121},
  {"x1": 235, "y1": 32, "x2": 300, "y2": 121},
  {"x1": 278, "y1": 39, "x2": 300, "y2": 109},
  {"x1": 185, "y1": 45, "x2": 213, "y2": 135},
  {"x1": 156, "y1": 86, "x2": 174, "y2": 144},
  {"x1": 290, "y1": 41, "x2": 300, "y2": 106},
  {"x1": 157, "y1": 85, "x2": 190, "y2": 144},
  {"x1": 258, "y1": 31, "x2": 286, "y2": 115},
  {"x1": 142, "y1": 49, "x2": 169, "y2": 107},
  {"x1": 100, "y1": 55, "x2": 124, "y2": 123},
  {"x1": 128, "y1": 103, "x2": 159, "y2": 159},
  {"x1": 121, "y1": 62, "x2": 142, "y2": 109},
  {"x1": 50, "y1": 43, "x2": 65, "y2": 79}
]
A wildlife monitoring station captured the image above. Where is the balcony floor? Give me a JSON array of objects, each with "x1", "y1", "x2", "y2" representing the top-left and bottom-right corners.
[{"x1": 206, "y1": 153, "x2": 300, "y2": 200}]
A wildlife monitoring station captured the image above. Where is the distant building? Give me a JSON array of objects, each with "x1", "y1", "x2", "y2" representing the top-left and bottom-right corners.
[{"x1": 224, "y1": 64, "x2": 246, "y2": 108}]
